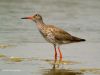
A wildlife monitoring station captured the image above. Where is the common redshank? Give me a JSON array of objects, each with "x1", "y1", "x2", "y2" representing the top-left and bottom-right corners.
[{"x1": 21, "y1": 14, "x2": 86, "y2": 62}]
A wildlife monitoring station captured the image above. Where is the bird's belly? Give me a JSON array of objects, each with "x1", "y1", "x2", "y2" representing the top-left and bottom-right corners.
[
  {"x1": 39, "y1": 30, "x2": 55, "y2": 44},
  {"x1": 45, "y1": 34, "x2": 56, "y2": 44},
  {"x1": 40, "y1": 32, "x2": 71, "y2": 44},
  {"x1": 39, "y1": 30, "x2": 71, "y2": 44},
  {"x1": 45, "y1": 37, "x2": 55, "y2": 44},
  {"x1": 45, "y1": 38, "x2": 71, "y2": 44}
]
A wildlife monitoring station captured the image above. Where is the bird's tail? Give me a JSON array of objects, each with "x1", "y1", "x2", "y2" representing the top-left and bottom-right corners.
[
  {"x1": 72, "y1": 36, "x2": 86, "y2": 42},
  {"x1": 80, "y1": 39, "x2": 86, "y2": 41}
]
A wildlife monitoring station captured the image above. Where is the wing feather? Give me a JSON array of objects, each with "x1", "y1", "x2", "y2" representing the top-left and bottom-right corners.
[{"x1": 46, "y1": 25, "x2": 84, "y2": 44}]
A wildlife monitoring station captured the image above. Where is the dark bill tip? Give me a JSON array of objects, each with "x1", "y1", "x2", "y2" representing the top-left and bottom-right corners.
[
  {"x1": 21, "y1": 16, "x2": 33, "y2": 20},
  {"x1": 21, "y1": 17, "x2": 28, "y2": 19}
]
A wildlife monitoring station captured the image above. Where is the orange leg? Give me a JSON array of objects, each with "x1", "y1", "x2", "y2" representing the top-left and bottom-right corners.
[
  {"x1": 58, "y1": 46, "x2": 62, "y2": 61},
  {"x1": 54, "y1": 45, "x2": 57, "y2": 62}
]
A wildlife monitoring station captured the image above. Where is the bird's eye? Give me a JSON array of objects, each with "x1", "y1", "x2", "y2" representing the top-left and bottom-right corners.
[{"x1": 35, "y1": 14, "x2": 38, "y2": 16}]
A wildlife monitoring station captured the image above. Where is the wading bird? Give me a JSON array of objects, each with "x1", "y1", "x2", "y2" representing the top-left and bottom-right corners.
[{"x1": 21, "y1": 14, "x2": 85, "y2": 62}]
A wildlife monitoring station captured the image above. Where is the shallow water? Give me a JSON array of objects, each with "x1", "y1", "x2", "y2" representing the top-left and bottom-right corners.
[{"x1": 0, "y1": 0, "x2": 100, "y2": 75}]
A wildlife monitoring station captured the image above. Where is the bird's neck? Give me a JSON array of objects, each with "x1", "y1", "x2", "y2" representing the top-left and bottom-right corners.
[{"x1": 35, "y1": 20, "x2": 46, "y2": 29}]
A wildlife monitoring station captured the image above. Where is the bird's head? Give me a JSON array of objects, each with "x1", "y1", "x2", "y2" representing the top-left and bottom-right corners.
[{"x1": 21, "y1": 14, "x2": 42, "y2": 22}]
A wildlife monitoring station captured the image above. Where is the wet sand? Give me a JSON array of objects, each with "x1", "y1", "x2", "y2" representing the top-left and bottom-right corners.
[{"x1": 0, "y1": 43, "x2": 100, "y2": 75}]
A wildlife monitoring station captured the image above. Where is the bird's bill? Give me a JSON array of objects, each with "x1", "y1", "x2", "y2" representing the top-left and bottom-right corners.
[{"x1": 21, "y1": 16, "x2": 33, "y2": 20}]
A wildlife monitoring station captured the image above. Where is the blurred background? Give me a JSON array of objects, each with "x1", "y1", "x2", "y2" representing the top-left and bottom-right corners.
[{"x1": 0, "y1": 0, "x2": 100, "y2": 75}]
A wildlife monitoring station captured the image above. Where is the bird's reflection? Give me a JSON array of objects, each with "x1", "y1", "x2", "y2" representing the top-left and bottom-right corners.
[{"x1": 42, "y1": 64, "x2": 83, "y2": 75}]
